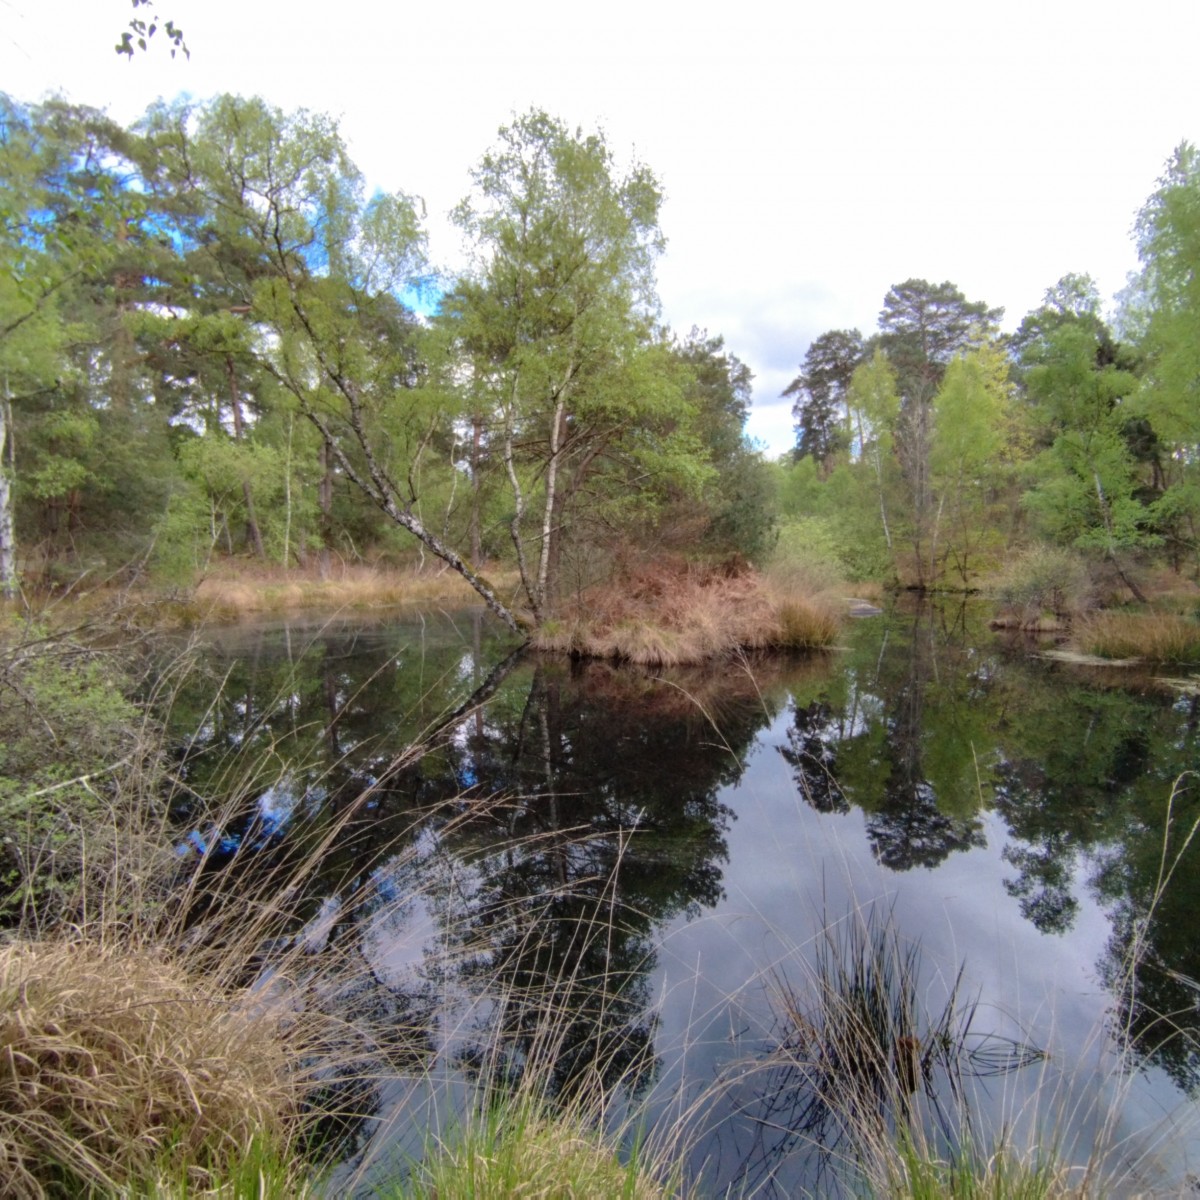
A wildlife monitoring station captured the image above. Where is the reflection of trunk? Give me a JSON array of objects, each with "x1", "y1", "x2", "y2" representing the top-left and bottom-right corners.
[
  {"x1": 227, "y1": 356, "x2": 266, "y2": 560},
  {"x1": 536, "y1": 671, "x2": 569, "y2": 889},
  {"x1": 377, "y1": 644, "x2": 528, "y2": 783},
  {"x1": 472, "y1": 609, "x2": 485, "y2": 755},
  {"x1": 0, "y1": 393, "x2": 15, "y2": 598},
  {"x1": 323, "y1": 657, "x2": 341, "y2": 759}
]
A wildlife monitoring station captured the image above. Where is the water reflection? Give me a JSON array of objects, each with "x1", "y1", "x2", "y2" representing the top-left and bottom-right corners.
[{"x1": 170, "y1": 603, "x2": 1200, "y2": 1191}]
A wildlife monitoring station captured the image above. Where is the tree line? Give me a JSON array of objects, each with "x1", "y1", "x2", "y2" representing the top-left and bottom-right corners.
[
  {"x1": 6, "y1": 91, "x2": 1200, "y2": 621},
  {"x1": 782, "y1": 146, "x2": 1200, "y2": 592},
  {"x1": 0, "y1": 95, "x2": 771, "y2": 627}
]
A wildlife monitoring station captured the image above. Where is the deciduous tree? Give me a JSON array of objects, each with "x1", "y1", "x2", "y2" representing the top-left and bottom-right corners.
[{"x1": 447, "y1": 110, "x2": 708, "y2": 619}]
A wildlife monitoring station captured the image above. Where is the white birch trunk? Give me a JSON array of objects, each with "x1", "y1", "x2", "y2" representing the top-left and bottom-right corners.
[{"x1": 0, "y1": 395, "x2": 16, "y2": 599}]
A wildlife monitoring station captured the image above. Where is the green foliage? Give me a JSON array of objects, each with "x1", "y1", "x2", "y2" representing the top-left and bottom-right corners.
[
  {"x1": 929, "y1": 344, "x2": 1016, "y2": 584},
  {"x1": 1127, "y1": 142, "x2": 1200, "y2": 573},
  {"x1": 877, "y1": 278, "x2": 1004, "y2": 403},
  {"x1": 1, "y1": 94, "x2": 772, "y2": 612},
  {"x1": 116, "y1": 0, "x2": 188, "y2": 59},
  {"x1": 774, "y1": 517, "x2": 853, "y2": 583},
  {"x1": 989, "y1": 545, "x2": 1094, "y2": 621},
  {"x1": 785, "y1": 328, "x2": 863, "y2": 470},
  {"x1": 0, "y1": 628, "x2": 144, "y2": 920},
  {"x1": 447, "y1": 111, "x2": 731, "y2": 614}
]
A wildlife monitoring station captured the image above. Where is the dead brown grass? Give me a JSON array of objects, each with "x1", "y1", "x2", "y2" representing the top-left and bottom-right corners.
[
  {"x1": 533, "y1": 559, "x2": 842, "y2": 665},
  {"x1": 190, "y1": 562, "x2": 520, "y2": 619},
  {"x1": 0, "y1": 940, "x2": 303, "y2": 1197},
  {"x1": 1073, "y1": 611, "x2": 1200, "y2": 664}
]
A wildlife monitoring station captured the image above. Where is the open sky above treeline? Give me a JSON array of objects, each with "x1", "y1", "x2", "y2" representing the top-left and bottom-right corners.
[{"x1": 4, "y1": 0, "x2": 1199, "y2": 455}]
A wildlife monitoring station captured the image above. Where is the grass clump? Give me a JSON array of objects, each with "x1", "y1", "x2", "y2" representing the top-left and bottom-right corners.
[
  {"x1": 1073, "y1": 611, "x2": 1200, "y2": 664},
  {"x1": 774, "y1": 598, "x2": 843, "y2": 649},
  {"x1": 0, "y1": 940, "x2": 306, "y2": 1197},
  {"x1": 883, "y1": 1135, "x2": 1083, "y2": 1199},
  {"x1": 533, "y1": 557, "x2": 842, "y2": 665},
  {"x1": 392, "y1": 1097, "x2": 663, "y2": 1200},
  {"x1": 751, "y1": 904, "x2": 1047, "y2": 1197}
]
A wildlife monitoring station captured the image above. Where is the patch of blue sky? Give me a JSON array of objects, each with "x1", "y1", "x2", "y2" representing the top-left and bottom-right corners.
[{"x1": 402, "y1": 276, "x2": 444, "y2": 318}]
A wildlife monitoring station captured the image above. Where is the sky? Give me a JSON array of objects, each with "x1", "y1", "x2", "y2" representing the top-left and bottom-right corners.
[{"x1": 4, "y1": 0, "x2": 1198, "y2": 456}]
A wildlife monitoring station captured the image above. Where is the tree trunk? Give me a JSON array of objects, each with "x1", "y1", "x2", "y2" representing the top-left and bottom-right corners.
[
  {"x1": 318, "y1": 436, "x2": 333, "y2": 580},
  {"x1": 0, "y1": 395, "x2": 17, "y2": 599},
  {"x1": 469, "y1": 411, "x2": 483, "y2": 569},
  {"x1": 226, "y1": 355, "x2": 266, "y2": 560},
  {"x1": 266, "y1": 295, "x2": 527, "y2": 634},
  {"x1": 536, "y1": 392, "x2": 568, "y2": 613}
]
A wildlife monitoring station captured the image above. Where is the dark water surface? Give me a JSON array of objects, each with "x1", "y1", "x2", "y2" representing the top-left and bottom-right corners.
[{"x1": 170, "y1": 601, "x2": 1200, "y2": 1195}]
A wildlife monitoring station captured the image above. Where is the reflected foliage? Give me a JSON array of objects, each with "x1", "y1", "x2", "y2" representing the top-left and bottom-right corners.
[
  {"x1": 169, "y1": 616, "x2": 797, "y2": 1116},
  {"x1": 168, "y1": 604, "x2": 1200, "y2": 1161},
  {"x1": 776, "y1": 599, "x2": 1200, "y2": 1093},
  {"x1": 782, "y1": 603, "x2": 987, "y2": 871}
]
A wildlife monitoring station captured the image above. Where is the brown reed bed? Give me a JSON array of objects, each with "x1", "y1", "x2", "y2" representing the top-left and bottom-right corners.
[{"x1": 533, "y1": 559, "x2": 842, "y2": 666}]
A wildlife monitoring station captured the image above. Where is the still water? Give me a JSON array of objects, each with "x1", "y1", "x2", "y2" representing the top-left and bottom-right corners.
[{"x1": 170, "y1": 600, "x2": 1200, "y2": 1195}]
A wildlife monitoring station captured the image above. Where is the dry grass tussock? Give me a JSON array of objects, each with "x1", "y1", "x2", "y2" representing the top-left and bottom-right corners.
[
  {"x1": 1073, "y1": 611, "x2": 1200, "y2": 664},
  {"x1": 0, "y1": 940, "x2": 302, "y2": 1197},
  {"x1": 534, "y1": 559, "x2": 842, "y2": 665}
]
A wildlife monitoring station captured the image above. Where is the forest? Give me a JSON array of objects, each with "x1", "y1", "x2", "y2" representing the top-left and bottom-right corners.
[{"x1": 4, "y1": 92, "x2": 1198, "y2": 637}]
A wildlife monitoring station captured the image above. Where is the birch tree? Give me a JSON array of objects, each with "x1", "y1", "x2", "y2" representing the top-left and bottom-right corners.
[{"x1": 447, "y1": 111, "x2": 694, "y2": 622}]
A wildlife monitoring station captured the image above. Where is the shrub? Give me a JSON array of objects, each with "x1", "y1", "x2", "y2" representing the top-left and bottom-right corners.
[
  {"x1": 773, "y1": 516, "x2": 880, "y2": 589},
  {"x1": 989, "y1": 547, "x2": 1094, "y2": 625},
  {"x1": 0, "y1": 625, "x2": 163, "y2": 924}
]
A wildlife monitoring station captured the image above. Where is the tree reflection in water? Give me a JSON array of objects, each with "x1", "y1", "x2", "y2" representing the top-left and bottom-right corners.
[
  {"x1": 776, "y1": 597, "x2": 1200, "y2": 1121},
  {"x1": 170, "y1": 606, "x2": 1200, "y2": 1188},
  {"x1": 171, "y1": 621, "x2": 805, "y2": 1165}
]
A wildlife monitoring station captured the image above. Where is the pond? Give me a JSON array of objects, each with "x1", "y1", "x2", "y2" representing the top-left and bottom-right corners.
[{"x1": 168, "y1": 600, "x2": 1200, "y2": 1195}]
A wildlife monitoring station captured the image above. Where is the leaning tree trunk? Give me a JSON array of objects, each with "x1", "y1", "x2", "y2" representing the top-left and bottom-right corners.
[{"x1": 263, "y1": 287, "x2": 528, "y2": 635}]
